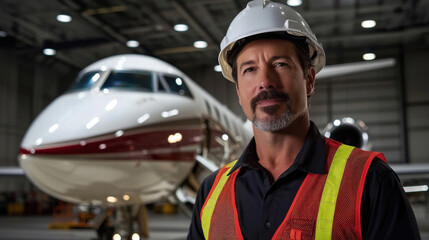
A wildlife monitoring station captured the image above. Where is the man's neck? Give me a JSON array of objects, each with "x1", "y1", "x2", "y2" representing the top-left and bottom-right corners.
[{"x1": 253, "y1": 114, "x2": 310, "y2": 182}]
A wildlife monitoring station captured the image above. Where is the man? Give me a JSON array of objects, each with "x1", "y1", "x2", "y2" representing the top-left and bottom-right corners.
[{"x1": 188, "y1": 1, "x2": 420, "y2": 239}]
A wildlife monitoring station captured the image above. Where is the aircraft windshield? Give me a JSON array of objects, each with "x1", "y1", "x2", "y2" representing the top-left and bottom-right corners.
[
  {"x1": 102, "y1": 70, "x2": 153, "y2": 92},
  {"x1": 163, "y1": 75, "x2": 193, "y2": 98},
  {"x1": 68, "y1": 71, "x2": 102, "y2": 91}
]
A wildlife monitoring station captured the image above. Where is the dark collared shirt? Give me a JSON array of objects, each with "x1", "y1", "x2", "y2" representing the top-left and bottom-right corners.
[{"x1": 187, "y1": 122, "x2": 420, "y2": 240}]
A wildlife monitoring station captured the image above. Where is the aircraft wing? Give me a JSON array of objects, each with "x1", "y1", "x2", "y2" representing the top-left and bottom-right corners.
[
  {"x1": 390, "y1": 163, "x2": 429, "y2": 176},
  {"x1": 0, "y1": 166, "x2": 25, "y2": 176},
  {"x1": 316, "y1": 58, "x2": 396, "y2": 79}
]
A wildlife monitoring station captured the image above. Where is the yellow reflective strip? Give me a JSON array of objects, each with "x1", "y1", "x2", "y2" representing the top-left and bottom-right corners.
[
  {"x1": 315, "y1": 144, "x2": 354, "y2": 240},
  {"x1": 201, "y1": 160, "x2": 237, "y2": 239}
]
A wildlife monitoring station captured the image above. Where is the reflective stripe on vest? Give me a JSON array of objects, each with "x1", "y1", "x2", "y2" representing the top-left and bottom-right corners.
[
  {"x1": 201, "y1": 160, "x2": 237, "y2": 239},
  {"x1": 315, "y1": 144, "x2": 354, "y2": 239}
]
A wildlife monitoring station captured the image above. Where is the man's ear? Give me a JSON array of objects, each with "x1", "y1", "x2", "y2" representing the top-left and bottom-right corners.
[
  {"x1": 306, "y1": 67, "x2": 316, "y2": 96},
  {"x1": 236, "y1": 83, "x2": 242, "y2": 106}
]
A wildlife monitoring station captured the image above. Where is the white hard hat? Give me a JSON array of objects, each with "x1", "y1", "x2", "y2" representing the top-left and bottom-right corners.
[{"x1": 218, "y1": 0, "x2": 326, "y2": 82}]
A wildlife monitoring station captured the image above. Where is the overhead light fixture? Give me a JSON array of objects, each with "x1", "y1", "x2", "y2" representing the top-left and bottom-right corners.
[
  {"x1": 193, "y1": 40, "x2": 208, "y2": 49},
  {"x1": 0, "y1": 30, "x2": 7, "y2": 37},
  {"x1": 287, "y1": 0, "x2": 302, "y2": 6},
  {"x1": 123, "y1": 195, "x2": 130, "y2": 201},
  {"x1": 126, "y1": 40, "x2": 139, "y2": 48},
  {"x1": 174, "y1": 24, "x2": 188, "y2": 32},
  {"x1": 131, "y1": 233, "x2": 140, "y2": 240},
  {"x1": 56, "y1": 14, "x2": 72, "y2": 23},
  {"x1": 361, "y1": 20, "x2": 376, "y2": 29},
  {"x1": 214, "y1": 65, "x2": 222, "y2": 72},
  {"x1": 43, "y1": 48, "x2": 56, "y2": 56},
  {"x1": 363, "y1": 53, "x2": 376, "y2": 61},
  {"x1": 113, "y1": 233, "x2": 121, "y2": 240}
]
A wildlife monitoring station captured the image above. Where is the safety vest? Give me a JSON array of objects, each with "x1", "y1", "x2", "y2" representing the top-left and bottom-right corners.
[{"x1": 200, "y1": 138, "x2": 386, "y2": 240}]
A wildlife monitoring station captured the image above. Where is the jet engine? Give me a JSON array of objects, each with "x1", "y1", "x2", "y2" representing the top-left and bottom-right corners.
[{"x1": 322, "y1": 117, "x2": 371, "y2": 151}]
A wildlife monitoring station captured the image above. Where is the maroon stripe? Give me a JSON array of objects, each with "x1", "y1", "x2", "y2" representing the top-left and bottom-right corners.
[{"x1": 21, "y1": 129, "x2": 202, "y2": 155}]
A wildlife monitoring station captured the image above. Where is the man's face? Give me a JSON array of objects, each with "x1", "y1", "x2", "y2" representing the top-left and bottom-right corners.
[{"x1": 235, "y1": 38, "x2": 315, "y2": 132}]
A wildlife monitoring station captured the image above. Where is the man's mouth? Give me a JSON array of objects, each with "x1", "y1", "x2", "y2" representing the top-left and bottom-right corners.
[
  {"x1": 251, "y1": 90, "x2": 290, "y2": 113},
  {"x1": 256, "y1": 99, "x2": 284, "y2": 107}
]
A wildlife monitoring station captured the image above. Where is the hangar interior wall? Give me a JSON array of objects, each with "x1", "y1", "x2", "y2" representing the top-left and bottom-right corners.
[
  {"x1": 0, "y1": 49, "x2": 77, "y2": 169},
  {"x1": 405, "y1": 50, "x2": 429, "y2": 163}
]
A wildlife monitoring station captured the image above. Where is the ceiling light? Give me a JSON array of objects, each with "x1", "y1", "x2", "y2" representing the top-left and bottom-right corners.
[
  {"x1": 214, "y1": 65, "x2": 222, "y2": 72},
  {"x1": 131, "y1": 233, "x2": 140, "y2": 240},
  {"x1": 56, "y1": 14, "x2": 72, "y2": 23},
  {"x1": 0, "y1": 30, "x2": 7, "y2": 37},
  {"x1": 126, "y1": 40, "x2": 139, "y2": 48},
  {"x1": 193, "y1": 40, "x2": 208, "y2": 49},
  {"x1": 43, "y1": 48, "x2": 56, "y2": 56},
  {"x1": 361, "y1": 20, "x2": 376, "y2": 28},
  {"x1": 174, "y1": 24, "x2": 188, "y2": 32},
  {"x1": 107, "y1": 196, "x2": 118, "y2": 203},
  {"x1": 287, "y1": 0, "x2": 302, "y2": 6},
  {"x1": 363, "y1": 53, "x2": 376, "y2": 61},
  {"x1": 113, "y1": 233, "x2": 121, "y2": 240}
]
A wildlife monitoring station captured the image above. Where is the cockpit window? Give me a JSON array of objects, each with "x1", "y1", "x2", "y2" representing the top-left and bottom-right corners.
[
  {"x1": 163, "y1": 75, "x2": 193, "y2": 98},
  {"x1": 68, "y1": 71, "x2": 102, "y2": 91},
  {"x1": 102, "y1": 70, "x2": 153, "y2": 91}
]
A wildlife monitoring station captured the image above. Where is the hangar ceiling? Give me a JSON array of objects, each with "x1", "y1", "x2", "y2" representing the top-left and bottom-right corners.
[{"x1": 0, "y1": 0, "x2": 428, "y2": 71}]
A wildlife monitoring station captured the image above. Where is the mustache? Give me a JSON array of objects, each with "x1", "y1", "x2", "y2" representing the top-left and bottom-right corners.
[{"x1": 251, "y1": 90, "x2": 290, "y2": 112}]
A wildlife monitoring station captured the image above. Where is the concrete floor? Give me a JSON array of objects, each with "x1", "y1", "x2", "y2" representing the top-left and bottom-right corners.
[
  {"x1": 0, "y1": 203, "x2": 428, "y2": 240},
  {"x1": 0, "y1": 210, "x2": 190, "y2": 240}
]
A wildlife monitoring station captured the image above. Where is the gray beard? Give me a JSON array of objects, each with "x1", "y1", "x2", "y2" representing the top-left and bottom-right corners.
[{"x1": 252, "y1": 105, "x2": 294, "y2": 132}]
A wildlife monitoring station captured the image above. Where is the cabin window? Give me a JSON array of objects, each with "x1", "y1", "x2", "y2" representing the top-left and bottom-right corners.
[
  {"x1": 162, "y1": 75, "x2": 193, "y2": 98},
  {"x1": 223, "y1": 114, "x2": 230, "y2": 130},
  {"x1": 214, "y1": 107, "x2": 221, "y2": 122},
  {"x1": 205, "y1": 100, "x2": 212, "y2": 117},
  {"x1": 68, "y1": 71, "x2": 102, "y2": 91},
  {"x1": 102, "y1": 70, "x2": 153, "y2": 91}
]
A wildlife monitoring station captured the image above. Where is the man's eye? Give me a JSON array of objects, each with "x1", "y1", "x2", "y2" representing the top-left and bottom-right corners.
[
  {"x1": 274, "y1": 62, "x2": 287, "y2": 67},
  {"x1": 243, "y1": 67, "x2": 255, "y2": 73}
]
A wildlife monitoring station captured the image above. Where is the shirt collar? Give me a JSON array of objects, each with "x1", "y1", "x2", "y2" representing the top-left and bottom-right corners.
[{"x1": 229, "y1": 121, "x2": 326, "y2": 175}]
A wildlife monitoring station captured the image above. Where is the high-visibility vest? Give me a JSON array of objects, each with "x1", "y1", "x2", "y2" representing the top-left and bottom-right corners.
[{"x1": 200, "y1": 138, "x2": 386, "y2": 240}]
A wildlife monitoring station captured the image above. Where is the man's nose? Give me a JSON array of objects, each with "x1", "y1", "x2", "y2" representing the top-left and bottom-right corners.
[{"x1": 259, "y1": 67, "x2": 277, "y2": 90}]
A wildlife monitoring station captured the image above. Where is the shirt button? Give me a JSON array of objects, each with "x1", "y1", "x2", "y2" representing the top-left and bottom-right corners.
[{"x1": 265, "y1": 222, "x2": 271, "y2": 229}]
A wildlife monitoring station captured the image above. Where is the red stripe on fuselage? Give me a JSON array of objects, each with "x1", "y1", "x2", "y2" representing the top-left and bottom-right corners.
[{"x1": 20, "y1": 129, "x2": 202, "y2": 162}]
